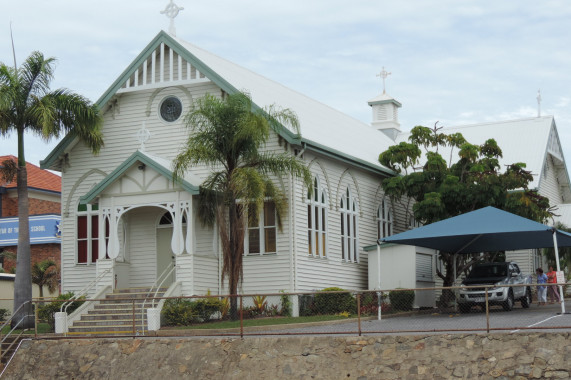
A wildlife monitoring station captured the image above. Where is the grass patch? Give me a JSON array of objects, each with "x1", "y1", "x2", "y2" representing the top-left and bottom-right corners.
[
  {"x1": 166, "y1": 314, "x2": 351, "y2": 330},
  {"x1": 1, "y1": 323, "x2": 51, "y2": 335}
]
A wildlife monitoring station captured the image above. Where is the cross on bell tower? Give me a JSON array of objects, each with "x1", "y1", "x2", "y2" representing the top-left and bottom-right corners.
[
  {"x1": 368, "y1": 66, "x2": 401, "y2": 140},
  {"x1": 376, "y1": 67, "x2": 391, "y2": 94}
]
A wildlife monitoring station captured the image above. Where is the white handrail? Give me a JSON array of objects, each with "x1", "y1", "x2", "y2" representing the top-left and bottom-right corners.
[
  {"x1": 140, "y1": 262, "x2": 177, "y2": 335},
  {"x1": 60, "y1": 267, "x2": 113, "y2": 313}
]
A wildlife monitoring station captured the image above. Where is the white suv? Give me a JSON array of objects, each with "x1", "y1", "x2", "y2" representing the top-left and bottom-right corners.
[{"x1": 458, "y1": 262, "x2": 532, "y2": 313}]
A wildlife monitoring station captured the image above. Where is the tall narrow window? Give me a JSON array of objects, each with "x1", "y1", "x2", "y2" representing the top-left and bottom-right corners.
[
  {"x1": 244, "y1": 202, "x2": 277, "y2": 255},
  {"x1": 340, "y1": 187, "x2": 359, "y2": 263},
  {"x1": 77, "y1": 204, "x2": 109, "y2": 264},
  {"x1": 307, "y1": 177, "x2": 328, "y2": 257},
  {"x1": 377, "y1": 198, "x2": 393, "y2": 240}
]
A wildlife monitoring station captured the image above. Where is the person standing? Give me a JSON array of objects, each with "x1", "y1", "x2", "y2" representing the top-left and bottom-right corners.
[
  {"x1": 546, "y1": 266, "x2": 561, "y2": 304},
  {"x1": 536, "y1": 268, "x2": 548, "y2": 306}
]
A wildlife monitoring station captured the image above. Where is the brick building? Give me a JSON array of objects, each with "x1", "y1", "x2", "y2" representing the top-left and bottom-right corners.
[{"x1": 0, "y1": 155, "x2": 61, "y2": 272}]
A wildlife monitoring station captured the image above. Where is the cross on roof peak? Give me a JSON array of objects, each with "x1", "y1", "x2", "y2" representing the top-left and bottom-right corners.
[{"x1": 161, "y1": 0, "x2": 184, "y2": 36}]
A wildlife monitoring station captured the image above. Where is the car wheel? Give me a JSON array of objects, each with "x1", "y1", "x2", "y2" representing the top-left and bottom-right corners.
[
  {"x1": 503, "y1": 291, "x2": 514, "y2": 311},
  {"x1": 459, "y1": 304, "x2": 471, "y2": 313},
  {"x1": 521, "y1": 288, "x2": 531, "y2": 309}
]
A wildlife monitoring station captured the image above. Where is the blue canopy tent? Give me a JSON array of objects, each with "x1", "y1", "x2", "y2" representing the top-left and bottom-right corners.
[{"x1": 379, "y1": 206, "x2": 569, "y2": 313}]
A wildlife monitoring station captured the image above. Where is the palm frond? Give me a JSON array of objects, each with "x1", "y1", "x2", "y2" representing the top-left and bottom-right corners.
[{"x1": 19, "y1": 52, "x2": 55, "y2": 99}]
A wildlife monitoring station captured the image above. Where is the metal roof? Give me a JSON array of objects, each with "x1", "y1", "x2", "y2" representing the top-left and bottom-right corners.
[
  {"x1": 396, "y1": 116, "x2": 564, "y2": 190},
  {"x1": 173, "y1": 36, "x2": 397, "y2": 172}
]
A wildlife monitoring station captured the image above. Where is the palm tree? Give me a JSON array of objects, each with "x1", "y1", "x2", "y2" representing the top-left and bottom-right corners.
[
  {"x1": 31, "y1": 259, "x2": 59, "y2": 301},
  {"x1": 173, "y1": 92, "x2": 311, "y2": 319},
  {"x1": 0, "y1": 52, "x2": 103, "y2": 327}
]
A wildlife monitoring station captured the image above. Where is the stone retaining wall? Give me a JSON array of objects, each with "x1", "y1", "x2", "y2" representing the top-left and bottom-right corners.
[{"x1": 3, "y1": 333, "x2": 570, "y2": 379}]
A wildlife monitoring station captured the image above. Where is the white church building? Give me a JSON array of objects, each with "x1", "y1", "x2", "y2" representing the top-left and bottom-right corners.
[{"x1": 41, "y1": 23, "x2": 571, "y2": 313}]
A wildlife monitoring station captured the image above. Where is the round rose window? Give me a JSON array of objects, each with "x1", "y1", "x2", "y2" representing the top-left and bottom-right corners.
[{"x1": 159, "y1": 96, "x2": 182, "y2": 122}]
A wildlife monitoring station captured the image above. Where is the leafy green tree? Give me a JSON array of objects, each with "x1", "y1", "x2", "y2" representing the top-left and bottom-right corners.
[
  {"x1": 173, "y1": 92, "x2": 312, "y2": 319},
  {"x1": 31, "y1": 259, "x2": 59, "y2": 300},
  {"x1": 0, "y1": 52, "x2": 103, "y2": 327},
  {"x1": 543, "y1": 222, "x2": 571, "y2": 271},
  {"x1": 379, "y1": 124, "x2": 552, "y2": 293}
]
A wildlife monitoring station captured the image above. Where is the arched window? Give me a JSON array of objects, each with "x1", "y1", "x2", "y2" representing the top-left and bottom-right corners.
[
  {"x1": 377, "y1": 198, "x2": 393, "y2": 240},
  {"x1": 307, "y1": 177, "x2": 328, "y2": 257},
  {"x1": 340, "y1": 187, "x2": 359, "y2": 263},
  {"x1": 76, "y1": 204, "x2": 109, "y2": 264}
]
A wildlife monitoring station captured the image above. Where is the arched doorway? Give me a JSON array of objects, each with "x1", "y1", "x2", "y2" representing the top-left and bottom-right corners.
[{"x1": 156, "y1": 211, "x2": 186, "y2": 286}]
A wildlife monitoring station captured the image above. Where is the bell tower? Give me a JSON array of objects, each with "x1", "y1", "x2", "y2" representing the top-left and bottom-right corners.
[{"x1": 368, "y1": 67, "x2": 402, "y2": 141}]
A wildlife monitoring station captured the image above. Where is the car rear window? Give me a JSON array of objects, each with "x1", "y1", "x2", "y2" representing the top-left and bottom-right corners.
[{"x1": 468, "y1": 264, "x2": 508, "y2": 278}]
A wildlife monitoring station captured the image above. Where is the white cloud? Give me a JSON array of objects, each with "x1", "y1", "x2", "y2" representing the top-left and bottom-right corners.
[{"x1": 1, "y1": 0, "x2": 571, "y2": 170}]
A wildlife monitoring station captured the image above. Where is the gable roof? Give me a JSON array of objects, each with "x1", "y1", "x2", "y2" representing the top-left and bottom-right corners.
[
  {"x1": 396, "y1": 116, "x2": 571, "y2": 197},
  {"x1": 41, "y1": 31, "x2": 395, "y2": 176},
  {"x1": 80, "y1": 150, "x2": 200, "y2": 204},
  {"x1": 0, "y1": 155, "x2": 61, "y2": 193}
]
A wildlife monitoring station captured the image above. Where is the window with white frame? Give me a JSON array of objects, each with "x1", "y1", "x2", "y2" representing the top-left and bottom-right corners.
[
  {"x1": 244, "y1": 201, "x2": 277, "y2": 255},
  {"x1": 77, "y1": 204, "x2": 109, "y2": 264},
  {"x1": 408, "y1": 214, "x2": 422, "y2": 230},
  {"x1": 307, "y1": 177, "x2": 328, "y2": 257},
  {"x1": 340, "y1": 187, "x2": 359, "y2": 262},
  {"x1": 377, "y1": 198, "x2": 393, "y2": 240}
]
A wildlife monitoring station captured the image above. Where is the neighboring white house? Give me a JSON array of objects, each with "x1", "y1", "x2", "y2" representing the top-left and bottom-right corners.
[{"x1": 41, "y1": 29, "x2": 571, "y2": 312}]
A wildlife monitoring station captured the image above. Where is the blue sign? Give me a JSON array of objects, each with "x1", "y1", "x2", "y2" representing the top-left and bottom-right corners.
[{"x1": 0, "y1": 214, "x2": 61, "y2": 247}]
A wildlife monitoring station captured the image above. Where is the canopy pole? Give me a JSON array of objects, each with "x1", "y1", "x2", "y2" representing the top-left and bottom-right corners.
[
  {"x1": 377, "y1": 244, "x2": 382, "y2": 321},
  {"x1": 552, "y1": 230, "x2": 566, "y2": 314},
  {"x1": 453, "y1": 253, "x2": 457, "y2": 312}
]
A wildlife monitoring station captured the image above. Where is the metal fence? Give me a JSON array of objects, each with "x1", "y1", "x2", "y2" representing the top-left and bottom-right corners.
[{"x1": 4, "y1": 283, "x2": 571, "y2": 340}]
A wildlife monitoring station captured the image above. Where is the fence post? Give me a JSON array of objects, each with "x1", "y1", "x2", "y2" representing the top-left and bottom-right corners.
[
  {"x1": 357, "y1": 293, "x2": 361, "y2": 336},
  {"x1": 132, "y1": 299, "x2": 136, "y2": 336},
  {"x1": 485, "y1": 286, "x2": 490, "y2": 333},
  {"x1": 239, "y1": 295, "x2": 244, "y2": 339},
  {"x1": 377, "y1": 291, "x2": 382, "y2": 321},
  {"x1": 34, "y1": 301, "x2": 38, "y2": 338}
]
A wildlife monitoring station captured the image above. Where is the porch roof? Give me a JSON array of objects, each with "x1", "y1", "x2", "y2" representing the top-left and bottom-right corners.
[{"x1": 80, "y1": 150, "x2": 200, "y2": 204}]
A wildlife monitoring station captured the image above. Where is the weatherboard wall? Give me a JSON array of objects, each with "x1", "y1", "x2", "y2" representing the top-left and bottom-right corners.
[
  {"x1": 58, "y1": 81, "x2": 219, "y2": 295},
  {"x1": 291, "y1": 150, "x2": 405, "y2": 292}
]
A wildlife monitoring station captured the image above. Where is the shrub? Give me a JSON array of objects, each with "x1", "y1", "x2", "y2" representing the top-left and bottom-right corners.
[
  {"x1": 299, "y1": 294, "x2": 315, "y2": 316},
  {"x1": 192, "y1": 297, "x2": 224, "y2": 322},
  {"x1": 313, "y1": 287, "x2": 356, "y2": 315},
  {"x1": 37, "y1": 292, "x2": 84, "y2": 331},
  {"x1": 162, "y1": 296, "x2": 225, "y2": 325},
  {"x1": 388, "y1": 289, "x2": 415, "y2": 311},
  {"x1": 280, "y1": 291, "x2": 292, "y2": 317},
  {"x1": 252, "y1": 295, "x2": 268, "y2": 315},
  {"x1": 0, "y1": 308, "x2": 9, "y2": 322},
  {"x1": 162, "y1": 298, "x2": 196, "y2": 326},
  {"x1": 219, "y1": 297, "x2": 230, "y2": 319}
]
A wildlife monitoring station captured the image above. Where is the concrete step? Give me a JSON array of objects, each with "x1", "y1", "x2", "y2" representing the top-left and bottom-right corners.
[
  {"x1": 104, "y1": 293, "x2": 150, "y2": 300},
  {"x1": 88, "y1": 306, "x2": 152, "y2": 314},
  {"x1": 0, "y1": 336, "x2": 22, "y2": 364},
  {"x1": 91, "y1": 306, "x2": 156, "y2": 315},
  {"x1": 112, "y1": 288, "x2": 167, "y2": 295},
  {"x1": 69, "y1": 323, "x2": 144, "y2": 332},
  {"x1": 98, "y1": 296, "x2": 164, "y2": 304},
  {"x1": 93, "y1": 302, "x2": 154, "y2": 310},
  {"x1": 73, "y1": 318, "x2": 143, "y2": 327},
  {"x1": 81, "y1": 313, "x2": 145, "y2": 321},
  {"x1": 67, "y1": 287, "x2": 168, "y2": 335}
]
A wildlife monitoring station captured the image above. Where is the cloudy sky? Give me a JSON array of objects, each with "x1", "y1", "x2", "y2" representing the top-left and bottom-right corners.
[{"x1": 2, "y1": 0, "x2": 571, "y2": 171}]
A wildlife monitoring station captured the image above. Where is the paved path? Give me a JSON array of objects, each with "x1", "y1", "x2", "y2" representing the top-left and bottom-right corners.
[{"x1": 251, "y1": 302, "x2": 571, "y2": 336}]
